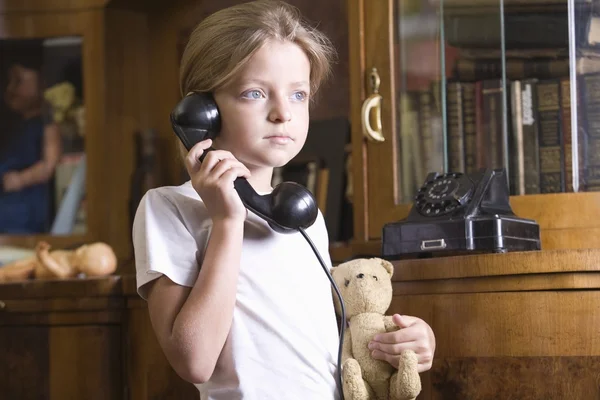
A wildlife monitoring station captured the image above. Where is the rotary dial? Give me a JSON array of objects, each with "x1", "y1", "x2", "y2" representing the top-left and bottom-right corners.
[{"x1": 414, "y1": 173, "x2": 474, "y2": 217}]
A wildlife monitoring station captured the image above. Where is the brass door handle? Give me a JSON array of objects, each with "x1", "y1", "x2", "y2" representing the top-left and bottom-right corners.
[{"x1": 361, "y1": 67, "x2": 385, "y2": 142}]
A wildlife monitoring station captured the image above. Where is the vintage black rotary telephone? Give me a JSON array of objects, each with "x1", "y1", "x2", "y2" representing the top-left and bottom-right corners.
[
  {"x1": 170, "y1": 92, "x2": 346, "y2": 397},
  {"x1": 382, "y1": 168, "x2": 541, "y2": 259}
]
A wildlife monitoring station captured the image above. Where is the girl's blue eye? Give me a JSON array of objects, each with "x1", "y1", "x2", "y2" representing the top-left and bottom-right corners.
[
  {"x1": 243, "y1": 90, "x2": 264, "y2": 99},
  {"x1": 292, "y1": 91, "x2": 307, "y2": 101}
]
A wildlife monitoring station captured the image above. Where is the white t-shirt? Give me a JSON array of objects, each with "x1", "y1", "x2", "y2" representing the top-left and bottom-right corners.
[{"x1": 132, "y1": 181, "x2": 340, "y2": 400}]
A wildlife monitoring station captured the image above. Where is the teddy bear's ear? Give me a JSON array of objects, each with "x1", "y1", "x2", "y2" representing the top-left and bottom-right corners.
[
  {"x1": 378, "y1": 258, "x2": 394, "y2": 277},
  {"x1": 329, "y1": 264, "x2": 338, "y2": 275}
]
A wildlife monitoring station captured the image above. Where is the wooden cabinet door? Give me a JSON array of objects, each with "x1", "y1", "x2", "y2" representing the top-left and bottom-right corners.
[
  {"x1": 349, "y1": 0, "x2": 408, "y2": 241},
  {"x1": 349, "y1": 0, "x2": 458, "y2": 241},
  {"x1": 0, "y1": 324, "x2": 122, "y2": 400}
]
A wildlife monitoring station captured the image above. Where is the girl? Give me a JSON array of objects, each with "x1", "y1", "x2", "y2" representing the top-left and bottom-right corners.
[{"x1": 133, "y1": 1, "x2": 435, "y2": 399}]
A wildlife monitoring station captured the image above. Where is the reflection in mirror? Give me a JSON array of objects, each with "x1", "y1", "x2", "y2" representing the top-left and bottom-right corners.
[{"x1": 0, "y1": 36, "x2": 85, "y2": 235}]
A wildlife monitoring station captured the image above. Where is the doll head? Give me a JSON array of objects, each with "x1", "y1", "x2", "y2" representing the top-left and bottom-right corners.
[{"x1": 74, "y1": 242, "x2": 118, "y2": 277}]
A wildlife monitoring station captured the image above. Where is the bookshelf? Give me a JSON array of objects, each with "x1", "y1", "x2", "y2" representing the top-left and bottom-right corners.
[{"x1": 348, "y1": 0, "x2": 600, "y2": 250}]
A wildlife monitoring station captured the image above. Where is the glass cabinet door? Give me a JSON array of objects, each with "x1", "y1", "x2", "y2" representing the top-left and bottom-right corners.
[{"x1": 356, "y1": 0, "x2": 600, "y2": 241}]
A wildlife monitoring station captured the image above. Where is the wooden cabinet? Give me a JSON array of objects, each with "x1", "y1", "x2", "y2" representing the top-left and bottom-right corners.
[
  {"x1": 4, "y1": 249, "x2": 600, "y2": 400},
  {"x1": 0, "y1": 278, "x2": 124, "y2": 399},
  {"x1": 347, "y1": 0, "x2": 600, "y2": 250},
  {"x1": 0, "y1": 276, "x2": 198, "y2": 400},
  {"x1": 390, "y1": 248, "x2": 600, "y2": 399}
]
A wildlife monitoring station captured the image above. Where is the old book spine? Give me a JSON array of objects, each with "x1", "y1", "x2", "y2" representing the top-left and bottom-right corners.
[
  {"x1": 475, "y1": 81, "x2": 486, "y2": 169},
  {"x1": 447, "y1": 82, "x2": 465, "y2": 173},
  {"x1": 560, "y1": 77, "x2": 573, "y2": 192},
  {"x1": 419, "y1": 90, "x2": 434, "y2": 176},
  {"x1": 520, "y1": 79, "x2": 541, "y2": 194},
  {"x1": 580, "y1": 73, "x2": 600, "y2": 191},
  {"x1": 510, "y1": 80, "x2": 525, "y2": 195},
  {"x1": 536, "y1": 80, "x2": 565, "y2": 193},
  {"x1": 482, "y1": 79, "x2": 505, "y2": 169},
  {"x1": 462, "y1": 82, "x2": 477, "y2": 174}
]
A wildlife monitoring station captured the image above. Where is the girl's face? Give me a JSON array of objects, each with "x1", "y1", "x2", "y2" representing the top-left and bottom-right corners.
[
  {"x1": 4, "y1": 64, "x2": 41, "y2": 114},
  {"x1": 213, "y1": 40, "x2": 311, "y2": 174}
]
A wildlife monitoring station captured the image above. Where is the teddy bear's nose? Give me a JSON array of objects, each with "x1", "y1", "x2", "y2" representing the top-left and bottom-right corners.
[{"x1": 357, "y1": 273, "x2": 365, "y2": 279}]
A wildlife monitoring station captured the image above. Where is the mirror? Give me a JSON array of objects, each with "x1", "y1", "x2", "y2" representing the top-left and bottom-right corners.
[{"x1": 0, "y1": 36, "x2": 86, "y2": 235}]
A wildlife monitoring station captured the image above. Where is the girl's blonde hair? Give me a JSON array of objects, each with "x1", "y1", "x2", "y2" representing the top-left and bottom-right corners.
[{"x1": 180, "y1": 0, "x2": 336, "y2": 97}]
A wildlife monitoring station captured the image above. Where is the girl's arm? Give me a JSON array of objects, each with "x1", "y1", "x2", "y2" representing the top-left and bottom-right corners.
[
  {"x1": 145, "y1": 218, "x2": 244, "y2": 384},
  {"x1": 18, "y1": 123, "x2": 62, "y2": 187}
]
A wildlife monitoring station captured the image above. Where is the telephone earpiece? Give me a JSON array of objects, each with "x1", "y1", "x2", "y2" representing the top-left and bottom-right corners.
[{"x1": 170, "y1": 92, "x2": 318, "y2": 233}]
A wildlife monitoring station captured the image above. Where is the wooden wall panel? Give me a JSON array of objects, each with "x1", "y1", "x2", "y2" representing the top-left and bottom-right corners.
[
  {"x1": 0, "y1": 0, "x2": 108, "y2": 13},
  {"x1": 103, "y1": 9, "x2": 151, "y2": 266}
]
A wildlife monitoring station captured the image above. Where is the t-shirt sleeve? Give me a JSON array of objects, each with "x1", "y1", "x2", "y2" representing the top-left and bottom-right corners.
[{"x1": 132, "y1": 189, "x2": 208, "y2": 300}]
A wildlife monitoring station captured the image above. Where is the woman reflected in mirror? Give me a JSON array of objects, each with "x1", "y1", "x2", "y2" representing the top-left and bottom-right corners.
[{"x1": 0, "y1": 61, "x2": 61, "y2": 233}]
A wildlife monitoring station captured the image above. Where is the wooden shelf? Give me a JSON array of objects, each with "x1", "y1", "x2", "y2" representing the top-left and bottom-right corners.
[
  {"x1": 0, "y1": 275, "x2": 123, "y2": 300},
  {"x1": 394, "y1": 248, "x2": 600, "y2": 280},
  {"x1": 391, "y1": 248, "x2": 600, "y2": 295}
]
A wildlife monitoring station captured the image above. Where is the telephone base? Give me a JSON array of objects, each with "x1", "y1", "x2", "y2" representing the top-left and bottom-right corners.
[{"x1": 382, "y1": 214, "x2": 541, "y2": 260}]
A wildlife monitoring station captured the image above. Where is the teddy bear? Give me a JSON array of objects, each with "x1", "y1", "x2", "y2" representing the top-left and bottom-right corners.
[
  {"x1": 331, "y1": 257, "x2": 422, "y2": 400},
  {"x1": 44, "y1": 81, "x2": 86, "y2": 140},
  {"x1": 0, "y1": 241, "x2": 117, "y2": 282}
]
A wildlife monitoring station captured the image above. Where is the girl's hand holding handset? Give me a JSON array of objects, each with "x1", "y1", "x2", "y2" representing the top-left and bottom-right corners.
[{"x1": 184, "y1": 138, "x2": 252, "y2": 223}]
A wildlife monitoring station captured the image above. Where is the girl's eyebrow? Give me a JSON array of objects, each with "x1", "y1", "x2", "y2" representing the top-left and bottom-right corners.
[
  {"x1": 290, "y1": 80, "x2": 310, "y2": 88},
  {"x1": 237, "y1": 78, "x2": 310, "y2": 88}
]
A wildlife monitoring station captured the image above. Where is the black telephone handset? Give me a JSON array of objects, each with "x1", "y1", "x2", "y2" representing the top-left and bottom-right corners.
[{"x1": 170, "y1": 92, "x2": 319, "y2": 233}]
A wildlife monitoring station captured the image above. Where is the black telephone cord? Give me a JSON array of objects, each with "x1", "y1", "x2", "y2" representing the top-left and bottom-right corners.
[{"x1": 298, "y1": 227, "x2": 346, "y2": 400}]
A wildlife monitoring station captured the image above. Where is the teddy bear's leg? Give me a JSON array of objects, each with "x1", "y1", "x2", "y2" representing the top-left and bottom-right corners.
[
  {"x1": 342, "y1": 358, "x2": 376, "y2": 400},
  {"x1": 390, "y1": 350, "x2": 421, "y2": 400}
]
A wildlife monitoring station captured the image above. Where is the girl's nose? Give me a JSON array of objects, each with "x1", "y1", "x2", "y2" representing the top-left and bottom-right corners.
[{"x1": 268, "y1": 99, "x2": 292, "y2": 123}]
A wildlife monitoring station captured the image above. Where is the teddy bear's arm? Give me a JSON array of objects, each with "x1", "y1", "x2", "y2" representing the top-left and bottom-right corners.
[
  {"x1": 342, "y1": 327, "x2": 353, "y2": 363},
  {"x1": 384, "y1": 315, "x2": 398, "y2": 332}
]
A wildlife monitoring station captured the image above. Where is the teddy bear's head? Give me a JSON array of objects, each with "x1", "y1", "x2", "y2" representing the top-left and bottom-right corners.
[
  {"x1": 331, "y1": 257, "x2": 394, "y2": 319},
  {"x1": 44, "y1": 81, "x2": 75, "y2": 123}
]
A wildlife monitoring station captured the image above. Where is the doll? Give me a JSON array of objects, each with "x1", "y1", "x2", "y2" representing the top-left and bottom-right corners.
[{"x1": 0, "y1": 241, "x2": 117, "y2": 282}]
